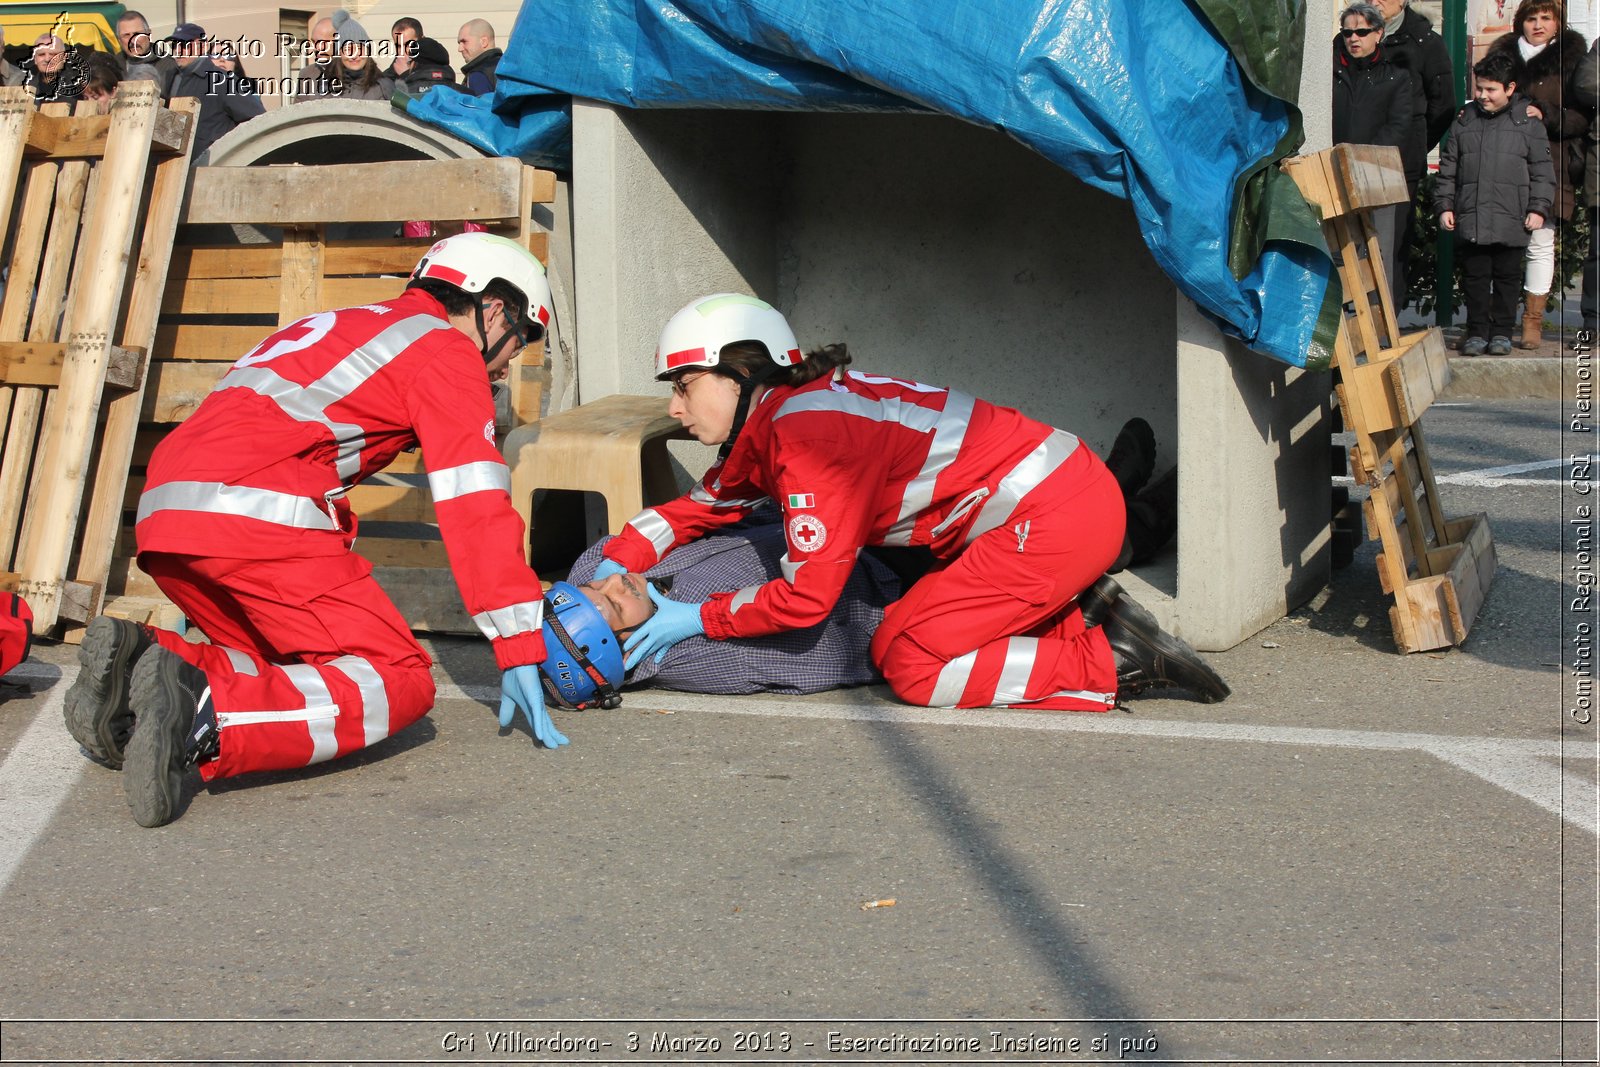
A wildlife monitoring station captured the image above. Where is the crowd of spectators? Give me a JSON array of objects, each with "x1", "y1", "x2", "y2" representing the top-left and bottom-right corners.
[
  {"x1": 0, "y1": 8, "x2": 507, "y2": 158},
  {"x1": 1331, "y1": 0, "x2": 1595, "y2": 343}
]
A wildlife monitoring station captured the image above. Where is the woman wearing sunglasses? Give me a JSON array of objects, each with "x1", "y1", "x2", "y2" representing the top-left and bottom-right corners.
[{"x1": 1333, "y1": 2, "x2": 1416, "y2": 305}]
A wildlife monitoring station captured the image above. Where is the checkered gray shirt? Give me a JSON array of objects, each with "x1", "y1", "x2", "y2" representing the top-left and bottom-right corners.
[{"x1": 569, "y1": 521, "x2": 901, "y2": 695}]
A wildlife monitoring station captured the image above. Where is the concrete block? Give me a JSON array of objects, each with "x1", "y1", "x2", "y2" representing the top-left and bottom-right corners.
[{"x1": 570, "y1": 101, "x2": 1332, "y2": 649}]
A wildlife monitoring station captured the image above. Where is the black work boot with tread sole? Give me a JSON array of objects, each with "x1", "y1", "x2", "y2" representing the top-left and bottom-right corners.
[
  {"x1": 63, "y1": 616, "x2": 154, "y2": 768},
  {"x1": 123, "y1": 646, "x2": 208, "y2": 828},
  {"x1": 1100, "y1": 590, "x2": 1231, "y2": 704}
]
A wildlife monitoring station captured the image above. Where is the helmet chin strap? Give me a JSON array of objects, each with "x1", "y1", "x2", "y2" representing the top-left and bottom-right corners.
[
  {"x1": 717, "y1": 364, "x2": 780, "y2": 463},
  {"x1": 474, "y1": 296, "x2": 529, "y2": 367}
]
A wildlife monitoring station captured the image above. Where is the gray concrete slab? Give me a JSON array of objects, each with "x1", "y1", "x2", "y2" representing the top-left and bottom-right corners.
[{"x1": 0, "y1": 398, "x2": 1592, "y2": 1064}]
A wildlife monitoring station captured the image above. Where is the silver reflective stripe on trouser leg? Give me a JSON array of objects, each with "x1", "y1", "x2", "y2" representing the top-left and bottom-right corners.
[
  {"x1": 471, "y1": 599, "x2": 544, "y2": 641},
  {"x1": 930, "y1": 639, "x2": 1034, "y2": 707},
  {"x1": 427, "y1": 460, "x2": 511, "y2": 502},
  {"x1": 222, "y1": 648, "x2": 260, "y2": 678},
  {"x1": 928, "y1": 650, "x2": 979, "y2": 708},
  {"x1": 993, "y1": 638, "x2": 1037, "y2": 704},
  {"x1": 284, "y1": 664, "x2": 339, "y2": 764},
  {"x1": 214, "y1": 666, "x2": 342, "y2": 764},
  {"x1": 964, "y1": 429, "x2": 1080, "y2": 544},
  {"x1": 328, "y1": 656, "x2": 390, "y2": 748}
]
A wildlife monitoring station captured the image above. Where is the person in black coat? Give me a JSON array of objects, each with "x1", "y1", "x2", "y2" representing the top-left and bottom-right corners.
[
  {"x1": 1334, "y1": 2, "x2": 1416, "y2": 305},
  {"x1": 387, "y1": 17, "x2": 457, "y2": 93},
  {"x1": 1373, "y1": 0, "x2": 1455, "y2": 305},
  {"x1": 1487, "y1": 0, "x2": 1589, "y2": 347},
  {"x1": 457, "y1": 19, "x2": 502, "y2": 96},
  {"x1": 166, "y1": 23, "x2": 265, "y2": 160}
]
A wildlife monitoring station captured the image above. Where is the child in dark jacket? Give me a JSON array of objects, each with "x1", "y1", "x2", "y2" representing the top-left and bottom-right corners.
[{"x1": 1436, "y1": 51, "x2": 1556, "y2": 355}]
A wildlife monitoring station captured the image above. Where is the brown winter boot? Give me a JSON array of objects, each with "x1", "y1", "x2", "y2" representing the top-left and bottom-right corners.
[{"x1": 1520, "y1": 292, "x2": 1548, "y2": 350}]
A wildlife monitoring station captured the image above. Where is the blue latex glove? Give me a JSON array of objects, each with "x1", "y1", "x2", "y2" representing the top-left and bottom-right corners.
[
  {"x1": 623, "y1": 584, "x2": 706, "y2": 669},
  {"x1": 498, "y1": 664, "x2": 569, "y2": 749},
  {"x1": 592, "y1": 558, "x2": 627, "y2": 581}
]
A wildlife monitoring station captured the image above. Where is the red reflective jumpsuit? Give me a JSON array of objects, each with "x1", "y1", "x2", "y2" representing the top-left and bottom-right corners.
[
  {"x1": 601, "y1": 370, "x2": 1125, "y2": 711},
  {"x1": 136, "y1": 289, "x2": 546, "y2": 779}
]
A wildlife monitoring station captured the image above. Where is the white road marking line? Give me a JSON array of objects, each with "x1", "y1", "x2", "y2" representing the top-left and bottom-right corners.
[
  {"x1": 1334, "y1": 457, "x2": 1591, "y2": 490},
  {"x1": 1431, "y1": 745, "x2": 1598, "y2": 838},
  {"x1": 437, "y1": 681, "x2": 1600, "y2": 835},
  {"x1": 0, "y1": 665, "x2": 85, "y2": 894},
  {"x1": 1436, "y1": 455, "x2": 1595, "y2": 488},
  {"x1": 2, "y1": 667, "x2": 1589, "y2": 903}
]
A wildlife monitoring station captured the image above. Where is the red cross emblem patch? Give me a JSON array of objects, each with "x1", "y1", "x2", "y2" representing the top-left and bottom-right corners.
[{"x1": 788, "y1": 513, "x2": 828, "y2": 553}]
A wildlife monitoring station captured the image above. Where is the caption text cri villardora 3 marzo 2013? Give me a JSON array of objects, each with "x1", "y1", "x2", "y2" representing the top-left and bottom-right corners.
[{"x1": 436, "y1": 1025, "x2": 1162, "y2": 1058}]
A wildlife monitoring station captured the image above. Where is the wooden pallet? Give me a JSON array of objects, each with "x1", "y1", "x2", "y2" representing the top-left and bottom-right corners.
[
  {"x1": 101, "y1": 157, "x2": 557, "y2": 634},
  {"x1": 1283, "y1": 143, "x2": 1496, "y2": 653},
  {"x1": 0, "y1": 84, "x2": 196, "y2": 635}
]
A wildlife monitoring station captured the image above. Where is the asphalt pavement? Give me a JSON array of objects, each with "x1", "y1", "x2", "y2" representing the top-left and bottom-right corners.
[{"x1": 0, "y1": 389, "x2": 1593, "y2": 1066}]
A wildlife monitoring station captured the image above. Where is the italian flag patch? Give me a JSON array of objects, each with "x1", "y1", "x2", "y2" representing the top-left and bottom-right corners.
[{"x1": 787, "y1": 493, "x2": 815, "y2": 509}]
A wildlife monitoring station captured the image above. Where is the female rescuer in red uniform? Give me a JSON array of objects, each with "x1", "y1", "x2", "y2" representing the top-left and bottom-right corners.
[{"x1": 593, "y1": 294, "x2": 1229, "y2": 711}]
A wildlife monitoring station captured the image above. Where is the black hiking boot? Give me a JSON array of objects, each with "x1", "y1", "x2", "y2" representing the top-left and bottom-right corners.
[
  {"x1": 63, "y1": 616, "x2": 155, "y2": 768},
  {"x1": 123, "y1": 647, "x2": 215, "y2": 828}
]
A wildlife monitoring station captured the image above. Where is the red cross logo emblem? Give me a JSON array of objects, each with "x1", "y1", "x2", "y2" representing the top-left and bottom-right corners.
[{"x1": 788, "y1": 513, "x2": 827, "y2": 553}]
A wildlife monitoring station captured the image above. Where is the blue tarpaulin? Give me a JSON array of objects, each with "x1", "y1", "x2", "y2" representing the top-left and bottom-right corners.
[{"x1": 410, "y1": 0, "x2": 1339, "y2": 369}]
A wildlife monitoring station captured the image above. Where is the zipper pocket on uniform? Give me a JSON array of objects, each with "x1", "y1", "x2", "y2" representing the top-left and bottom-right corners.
[{"x1": 929, "y1": 486, "x2": 991, "y2": 538}]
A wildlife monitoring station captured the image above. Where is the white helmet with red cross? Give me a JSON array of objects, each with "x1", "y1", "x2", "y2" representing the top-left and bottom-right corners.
[
  {"x1": 654, "y1": 293, "x2": 802, "y2": 381},
  {"x1": 410, "y1": 232, "x2": 553, "y2": 343}
]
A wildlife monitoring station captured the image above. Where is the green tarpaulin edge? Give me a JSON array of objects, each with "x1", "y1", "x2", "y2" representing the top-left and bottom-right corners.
[{"x1": 1193, "y1": 0, "x2": 1337, "y2": 371}]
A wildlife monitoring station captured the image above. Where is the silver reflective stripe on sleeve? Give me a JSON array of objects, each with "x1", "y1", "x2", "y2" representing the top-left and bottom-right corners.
[
  {"x1": 773, "y1": 389, "x2": 945, "y2": 433},
  {"x1": 220, "y1": 314, "x2": 450, "y2": 483},
  {"x1": 927, "y1": 650, "x2": 978, "y2": 708},
  {"x1": 727, "y1": 586, "x2": 762, "y2": 615},
  {"x1": 137, "y1": 481, "x2": 339, "y2": 531},
  {"x1": 964, "y1": 429, "x2": 1080, "y2": 544},
  {"x1": 993, "y1": 637, "x2": 1038, "y2": 704},
  {"x1": 627, "y1": 509, "x2": 676, "y2": 555},
  {"x1": 689, "y1": 483, "x2": 768, "y2": 509},
  {"x1": 472, "y1": 599, "x2": 545, "y2": 641},
  {"x1": 427, "y1": 460, "x2": 511, "y2": 503},
  {"x1": 222, "y1": 648, "x2": 260, "y2": 678},
  {"x1": 882, "y1": 390, "x2": 975, "y2": 546},
  {"x1": 779, "y1": 553, "x2": 805, "y2": 584},
  {"x1": 329, "y1": 655, "x2": 390, "y2": 747}
]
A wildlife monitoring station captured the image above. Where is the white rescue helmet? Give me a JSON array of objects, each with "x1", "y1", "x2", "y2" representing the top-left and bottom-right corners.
[
  {"x1": 654, "y1": 293, "x2": 802, "y2": 381},
  {"x1": 410, "y1": 232, "x2": 553, "y2": 343}
]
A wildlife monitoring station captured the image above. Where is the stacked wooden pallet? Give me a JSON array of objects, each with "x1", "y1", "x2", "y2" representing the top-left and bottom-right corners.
[
  {"x1": 1283, "y1": 143, "x2": 1497, "y2": 653},
  {"x1": 0, "y1": 84, "x2": 197, "y2": 636},
  {"x1": 105, "y1": 157, "x2": 556, "y2": 634}
]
